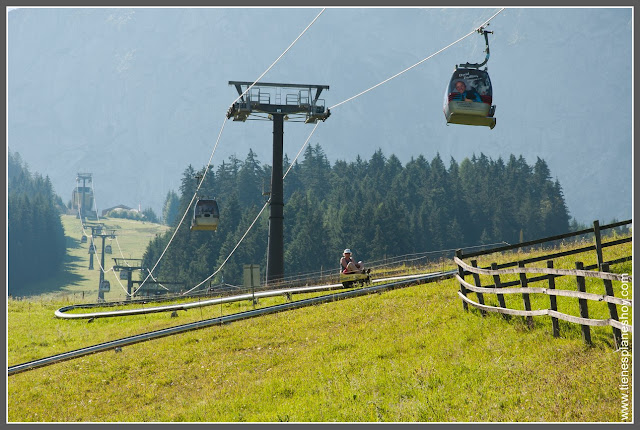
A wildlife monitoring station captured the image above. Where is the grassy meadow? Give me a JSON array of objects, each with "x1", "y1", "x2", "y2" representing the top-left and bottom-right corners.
[
  {"x1": 6, "y1": 222, "x2": 633, "y2": 422},
  {"x1": 9, "y1": 214, "x2": 169, "y2": 301}
]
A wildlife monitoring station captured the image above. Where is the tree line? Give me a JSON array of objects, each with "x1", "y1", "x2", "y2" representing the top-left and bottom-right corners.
[
  {"x1": 8, "y1": 151, "x2": 66, "y2": 295},
  {"x1": 143, "y1": 145, "x2": 572, "y2": 289},
  {"x1": 105, "y1": 207, "x2": 160, "y2": 223}
]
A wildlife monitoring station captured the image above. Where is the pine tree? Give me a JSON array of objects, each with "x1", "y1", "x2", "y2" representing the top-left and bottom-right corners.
[
  {"x1": 284, "y1": 191, "x2": 331, "y2": 274},
  {"x1": 237, "y1": 149, "x2": 264, "y2": 208},
  {"x1": 368, "y1": 196, "x2": 411, "y2": 257},
  {"x1": 8, "y1": 151, "x2": 66, "y2": 294},
  {"x1": 446, "y1": 217, "x2": 465, "y2": 249},
  {"x1": 299, "y1": 144, "x2": 332, "y2": 201},
  {"x1": 283, "y1": 154, "x2": 303, "y2": 200},
  {"x1": 162, "y1": 190, "x2": 180, "y2": 226},
  {"x1": 142, "y1": 207, "x2": 159, "y2": 223},
  {"x1": 143, "y1": 146, "x2": 572, "y2": 287}
]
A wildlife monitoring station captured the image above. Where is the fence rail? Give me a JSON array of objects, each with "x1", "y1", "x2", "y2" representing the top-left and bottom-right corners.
[
  {"x1": 457, "y1": 293, "x2": 630, "y2": 332},
  {"x1": 454, "y1": 257, "x2": 631, "y2": 283},
  {"x1": 454, "y1": 220, "x2": 632, "y2": 347},
  {"x1": 458, "y1": 219, "x2": 631, "y2": 260}
]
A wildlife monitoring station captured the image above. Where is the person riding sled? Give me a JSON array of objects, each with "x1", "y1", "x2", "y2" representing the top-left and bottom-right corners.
[{"x1": 340, "y1": 249, "x2": 370, "y2": 274}]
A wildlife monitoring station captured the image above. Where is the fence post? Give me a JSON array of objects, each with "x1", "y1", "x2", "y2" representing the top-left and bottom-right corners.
[
  {"x1": 456, "y1": 249, "x2": 468, "y2": 311},
  {"x1": 593, "y1": 220, "x2": 604, "y2": 270},
  {"x1": 470, "y1": 260, "x2": 486, "y2": 316},
  {"x1": 575, "y1": 261, "x2": 592, "y2": 345},
  {"x1": 518, "y1": 261, "x2": 534, "y2": 328},
  {"x1": 546, "y1": 260, "x2": 560, "y2": 338},
  {"x1": 491, "y1": 262, "x2": 509, "y2": 320},
  {"x1": 601, "y1": 262, "x2": 622, "y2": 348}
]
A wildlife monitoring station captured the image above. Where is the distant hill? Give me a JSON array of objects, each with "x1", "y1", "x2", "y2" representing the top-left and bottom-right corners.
[{"x1": 7, "y1": 8, "x2": 632, "y2": 224}]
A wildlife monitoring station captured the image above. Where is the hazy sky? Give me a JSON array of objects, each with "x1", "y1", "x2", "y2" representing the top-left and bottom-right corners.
[{"x1": 7, "y1": 7, "x2": 633, "y2": 224}]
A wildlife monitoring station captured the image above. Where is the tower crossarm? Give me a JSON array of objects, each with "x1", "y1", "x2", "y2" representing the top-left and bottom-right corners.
[{"x1": 227, "y1": 81, "x2": 330, "y2": 123}]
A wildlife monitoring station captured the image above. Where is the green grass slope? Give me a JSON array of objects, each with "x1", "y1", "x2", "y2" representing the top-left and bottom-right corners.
[
  {"x1": 8, "y1": 214, "x2": 169, "y2": 300},
  {"x1": 7, "y1": 235, "x2": 632, "y2": 422}
]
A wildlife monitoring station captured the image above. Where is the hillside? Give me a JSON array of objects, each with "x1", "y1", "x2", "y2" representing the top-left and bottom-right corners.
[
  {"x1": 8, "y1": 214, "x2": 169, "y2": 300},
  {"x1": 7, "y1": 8, "x2": 632, "y2": 224},
  {"x1": 7, "y1": 237, "x2": 632, "y2": 422}
]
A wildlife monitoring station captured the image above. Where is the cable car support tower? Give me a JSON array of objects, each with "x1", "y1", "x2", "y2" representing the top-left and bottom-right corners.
[{"x1": 227, "y1": 81, "x2": 330, "y2": 285}]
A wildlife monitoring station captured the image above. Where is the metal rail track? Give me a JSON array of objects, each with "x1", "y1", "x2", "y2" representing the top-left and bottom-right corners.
[
  {"x1": 54, "y1": 272, "x2": 448, "y2": 320},
  {"x1": 8, "y1": 270, "x2": 454, "y2": 376}
]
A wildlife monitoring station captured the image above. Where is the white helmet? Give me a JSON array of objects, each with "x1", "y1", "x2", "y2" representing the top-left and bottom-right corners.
[{"x1": 343, "y1": 249, "x2": 351, "y2": 254}]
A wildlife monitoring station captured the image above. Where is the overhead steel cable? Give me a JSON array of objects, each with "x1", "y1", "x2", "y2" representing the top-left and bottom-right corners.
[
  {"x1": 135, "y1": 9, "x2": 326, "y2": 296},
  {"x1": 179, "y1": 9, "x2": 506, "y2": 296},
  {"x1": 114, "y1": 236, "x2": 132, "y2": 267},
  {"x1": 283, "y1": 121, "x2": 321, "y2": 178},
  {"x1": 108, "y1": 266, "x2": 132, "y2": 295},
  {"x1": 181, "y1": 201, "x2": 270, "y2": 295},
  {"x1": 145, "y1": 268, "x2": 170, "y2": 291},
  {"x1": 181, "y1": 121, "x2": 322, "y2": 296},
  {"x1": 230, "y1": 8, "x2": 326, "y2": 106},
  {"x1": 132, "y1": 118, "x2": 227, "y2": 295},
  {"x1": 68, "y1": 10, "x2": 327, "y2": 299},
  {"x1": 69, "y1": 8, "x2": 504, "y2": 305},
  {"x1": 71, "y1": 177, "x2": 135, "y2": 297},
  {"x1": 329, "y1": 8, "x2": 505, "y2": 110}
]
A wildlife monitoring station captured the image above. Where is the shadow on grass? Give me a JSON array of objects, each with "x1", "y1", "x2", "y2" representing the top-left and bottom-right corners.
[
  {"x1": 8, "y1": 253, "x2": 88, "y2": 298},
  {"x1": 66, "y1": 235, "x2": 83, "y2": 250}
]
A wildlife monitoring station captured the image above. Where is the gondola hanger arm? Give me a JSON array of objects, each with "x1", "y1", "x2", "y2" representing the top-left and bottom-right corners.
[{"x1": 459, "y1": 26, "x2": 492, "y2": 69}]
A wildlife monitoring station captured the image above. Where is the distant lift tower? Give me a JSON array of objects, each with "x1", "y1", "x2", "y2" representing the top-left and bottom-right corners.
[
  {"x1": 227, "y1": 81, "x2": 330, "y2": 285},
  {"x1": 75, "y1": 173, "x2": 93, "y2": 222},
  {"x1": 112, "y1": 258, "x2": 145, "y2": 301},
  {"x1": 95, "y1": 228, "x2": 116, "y2": 302}
]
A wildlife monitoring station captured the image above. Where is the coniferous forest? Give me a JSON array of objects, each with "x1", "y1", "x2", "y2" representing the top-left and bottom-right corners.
[
  {"x1": 142, "y1": 145, "x2": 571, "y2": 288},
  {"x1": 8, "y1": 151, "x2": 67, "y2": 295}
]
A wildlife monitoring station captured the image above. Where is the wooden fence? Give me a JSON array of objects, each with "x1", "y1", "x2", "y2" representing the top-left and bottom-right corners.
[{"x1": 455, "y1": 220, "x2": 632, "y2": 346}]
